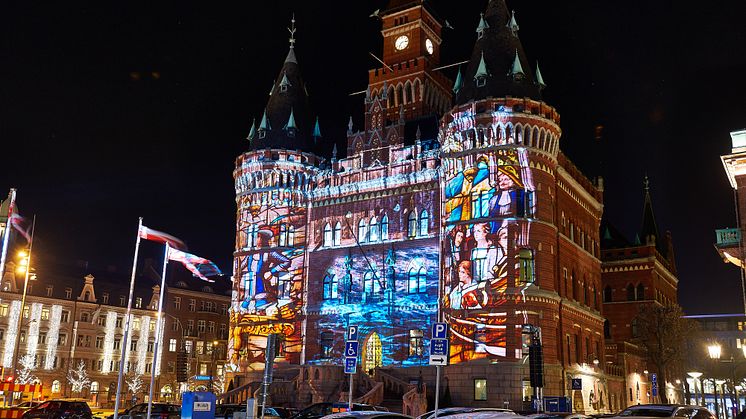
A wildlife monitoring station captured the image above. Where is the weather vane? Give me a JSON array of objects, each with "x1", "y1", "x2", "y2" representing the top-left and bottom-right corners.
[{"x1": 288, "y1": 14, "x2": 297, "y2": 48}]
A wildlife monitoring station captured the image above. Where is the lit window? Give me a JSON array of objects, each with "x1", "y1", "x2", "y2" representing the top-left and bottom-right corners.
[
  {"x1": 199, "y1": 363, "x2": 208, "y2": 376},
  {"x1": 320, "y1": 332, "x2": 334, "y2": 358},
  {"x1": 61, "y1": 310, "x2": 70, "y2": 323},
  {"x1": 518, "y1": 249, "x2": 535, "y2": 286},
  {"x1": 323, "y1": 270, "x2": 338, "y2": 300},
  {"x1": 51, "y1": 380, "x2": 61, "y2": 393},
  {"x1": 408, "y1": 268, "x2": 426, "y2": 294},
  {"x1": 358, "y1": 219, "x2": 368, "y2": 243},
  {"x1": 65, "y1": 288, "x2": 72, "y2": 299},
  {"x1": 419, "y1": 210, "x2": 429, "y2": 236},
  {"x1": 189, "y1": 299, "x2": 196, "y2": 312},
  {"x1": 102, "y1": 293, "x2": 109, "y2": 304},
  {"x1": 41, "y1": 309, "x2": 50, "y2": 321},
  {"x1": 369, "y1": 217, "x2": 379, "y2": 242},
  {"x1": 381, "y1": 215, "x2": 389, "y2": 240},
  {"x1": 323, "y1": 223, "x2": 332, "y2": 247},
  {"x1": 174, "y1": 297, "x2": 181, "y2": 309},
  {"x1": 364, "y1": 272, "x2": 381, "y2": 296},
  {"x1": 198, "y1": 320, "x2": 206, "y2": 333},
  {"x1": 184, "y1": 340, "x2": 193, "y2": 354},
  {"x1": 409, "y1": 330, "x2": 423, "y2": 356},
  {"x1": 0, "y1": 304, "x2": 8, "y2": 317},
  {"x1": 474, "y1": 379, "x2": 488, "y2": 401},
  {"x1": 135, "y1": 297, "x2": 142, "y2": 308},
  {"x1": 333, "y1": 222, "x2": 342, "y2": 246},
  {"x1": 407, "y1": 211, "x2": 417, "y2": 238}
]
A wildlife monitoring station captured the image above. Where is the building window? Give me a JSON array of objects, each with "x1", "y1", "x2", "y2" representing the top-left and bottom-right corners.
[
  {"x1": 575, "y1": 335, "x2": 581, "y2": 364},
  {"x1": 408, "y1": 268, "x2": 427, "y2": 294},
  {"x1": 333, "y1": 222, "x2": 342, "y2": 246},
  {"x1": 135, "y1": 297, "x2": 142, "y2": 308},
  {"x1": 102, "y1": 293, "x2": 109, "y2": 304},
  {"x1": 58, "y1": 334, "x2": 67, "y2": 346},
  {"x1": 321, "y1": 332, "x2": 334, "y2": 358},
  {"x1": 364, "y1": 272, "x2": 381, "y2": 296},
  {"x1": 189, "y1": 299, "x2": 196, "y2": 312},
  {"x1": 358, "y1": 219, "x2": 368, "y2": 243},
  {"x1": 221, "y1": 304, "x2": 228, "y2": 315},
  {"x1": 518, "y1": 249, "x2": 535, "y2": 285},
  {"x1": 147, "y1": 341, "x2": 154, "y2": 352},
  {"x1": 604, "y1": 320, "x2": 611, "y2": 339},
  {"x1": 0, "y1": 304, "x2": 8, "y2": 317},
  {"x1": 130, "y1": 339, "x2": 138, "y2": 351},
  {"x1": 133, "y1": 318, "x2": 141, "y2": 330},
  {"x1": 39, "y1": 332, "x2": 47, "y2": 344},
  {"x1": 626, "y1": 284, "x2": 635, "y2": 301},
  {"x1": 46, "y1": 286, "x2": 53, "y2": 297},
  {"x1": 474, "y1": 379, "x2": 488, "y2": 401},
  {"x1": 174, "y1": 297, "x2": 181, "y2": 309},
  {"x1": 381, "y1": 215, "x2": 389, "y2": 240},
  {"x1": 120, "y1": 296, "x2": 125, "y2": 306},
  {"x1": 603, "y1": 286, "x2": 612, "y2": 303},
  {"x1": 476, "y1": 76, "x2": 486, "y2": 88},
  {"x1": 409, "y1": 330, "x2": 423, "y2": 356},
  {"x1": 113, "y1": 338, "x2": 121, "y2": 350},
  {"x1": 198, "y1": 320, "x2": 206, "y2": 333},
  {"x1": 525, "y1": 191, "x2": 535, "y2": 217},
  {"x1": 169, "y1": 339, "x2": 177, "y2": 352},
  {"x1": 636, "y1": 284, "x2": 645, "y2": 300},
  {"x1": 65, "y1": 288, "x2": 72, "y2": 299},
  {"x1": 81, "y1": 312, "x2": 89, "y2": 323},
  {"x1": 41, "y1": 308, "x2": 50, "y2": 321},
  {"x1": 407, "y1": 211, "x2": 417, "y2": 238},
  {"x1": 323, "y1": 223, "x2": 332, "y2": 247},
  {"x1": 116, "y1": 316, "x2": 123, "y2": 328},
  {"x1": 52, "y1": 380, "x2": 61, "y2": 393},
  {"x1": 185, "y1": 340, "x2": 193, "y2": 354},
  {"x1": 149, "y1": 320, "x2": 156, "y2": 331},
  {"x1": 631, "y1": 318, "x2": 639, "y2": 338},
  {"x1": 208, "y1": 321, "x2": 215, "y2": 334},
  {"x1": 196, "y1": 341, "x2": 204, "y2": 355},
  {"x1": 220, "y1": 323, "x2": 227, "y2": 338},
  {"x1": 419, "y1": 210, "x2": 429, "y2": 236},
  {"x1": 369, "y1": 217, "x2": 379, "y2": 242},
  {"x1": 323, "y1": 271, "x2": 338, "y2": 300},
  {"x1": 95, "y1": 337, "x2": 104, "y2": 349},
  {"x1": 61, "y1": 311, "x2": 70, "y2": 323},
  {"x1": 199, "y1": 363, "x2": 208, "y2": 376}
]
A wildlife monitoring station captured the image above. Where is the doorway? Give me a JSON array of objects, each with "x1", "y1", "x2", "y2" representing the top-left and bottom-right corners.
[{"x1": 362, "y1": 332, "x2": 383, "y2": 374}]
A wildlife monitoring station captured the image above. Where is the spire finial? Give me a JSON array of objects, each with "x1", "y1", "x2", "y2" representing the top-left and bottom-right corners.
[
  {"x1": 288, "y1": 13, "x2": 297, "y2": 49},
  {"x1": 332, "y1": 143, "x2": 338, "y2": 160},
  {"x1": 510, "y1": 49, "x2": 524, "y2": 79},
  {"x1": 507, "y1": 10, "x2": 519, "y2": 36},
  {"x1": 644, "y1": 175, "x2": 650, "y2": 192},
  {"x1": 348, "y1": 116, "x2": 354, "y2": 133},
  {"x1": 453, "y1": 66, "x2": 464, "y2": 94},
  {"x1": 313, "y1": 117, "x2": 322, "y2": 140},
  {"x1": 476, "y1": 12, "x2": 490, "y2": 38}
]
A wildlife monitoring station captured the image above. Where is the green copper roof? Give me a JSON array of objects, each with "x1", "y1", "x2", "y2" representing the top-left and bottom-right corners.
[
  {"x1": 285, "y1": 107, "x2": 296, "y2": 130},
  {"x1": 476, "y1": 13, "x2": 490, "y2": 36},
  {"x1": 247, "y1": 118, "x2": 256, "y2": 141},
  {"x1": 474, "y1": 52, "x2": 489, "y2": 79},
  {"x1": 510, "y1": 50, "x2": 524, "y2": 76},
  {"x1": 535, "y1": 62, "x2": 546, "y2": 88},
  {"x1": 506, "y1": 10, "x2": 519, "y2": 35},
  {"x1": 453, "y1": 66, "x2": 464, "y2": 93},
  {"x1": 259, "y1": 109, "x2": 271, "y2": 130},
  {"x1": 313, "y1": 117, "x2": 322, "y2": 138}
]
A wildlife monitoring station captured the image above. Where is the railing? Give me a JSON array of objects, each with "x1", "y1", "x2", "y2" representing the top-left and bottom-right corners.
[
  {"x1": 216, "y1": 381, "x2": 260, "y2": 404},
  {"x1": 605, "y1": 363, "x2": 625, "y2": 378},
  {"x1": 376, "y1": 369, "x2": 410, "y2": 396},
  {"x1": 403, "y1": 383, "x2": 427, "y2": 418},
  {"x1": 716, "y1": 228, "x2": 741, "y2": 246}
]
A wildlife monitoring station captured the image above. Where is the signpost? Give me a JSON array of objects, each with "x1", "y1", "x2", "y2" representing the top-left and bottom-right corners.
[
  {"x1": 430, "y1": 323, "x2": 449, "y2": 419},
  {"x1": 651, "y1": 373, "x2": 658, "y2": 399},
  {"x1": 571, "y1": 378, "x2": 582, "y2": 390},
  {"x1": 345, "y1": 326, "x2": 358, "y2": 412}
]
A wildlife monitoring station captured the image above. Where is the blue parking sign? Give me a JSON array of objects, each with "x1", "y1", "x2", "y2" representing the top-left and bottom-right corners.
[
  {"x1": 347, "y1": 326, "x2": 358, "y2": 342},
  {"x1": 345, "y1": 341, "x2": 359, "y2": 358},
  {"x1": 344, "y1": 357, "x2": 357, "y2": 374},
  {"x1": 432, "y1": 322, "x2": 448, "y2": 339},
  {"x1": 430, "y1": 339, "x2": 449, "y2": 356}
]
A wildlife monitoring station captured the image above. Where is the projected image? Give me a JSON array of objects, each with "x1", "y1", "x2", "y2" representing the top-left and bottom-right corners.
[
  {"x1": 441, "y1": 149, "x2": 535, "y2": 362},
  {"x1": 230, "y1": 194, "x2": 307, "y2": 369}
]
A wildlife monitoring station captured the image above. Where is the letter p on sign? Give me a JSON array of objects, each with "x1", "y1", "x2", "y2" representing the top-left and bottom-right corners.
[{"x1": 432, "y1": 322, "x2": 448, "y2": 339}]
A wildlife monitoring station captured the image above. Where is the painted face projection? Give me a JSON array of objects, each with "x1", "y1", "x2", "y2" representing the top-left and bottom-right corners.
[
  {"x1": 230, "y1": 192, "x2": 306, "y2": 370},
  {"x1": 442, "y1": 148, "x2": 535, "y2": 363}
]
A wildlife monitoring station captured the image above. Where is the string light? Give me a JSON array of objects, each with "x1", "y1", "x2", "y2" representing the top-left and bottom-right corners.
[
  {"x1": 45, "y1": 305, "x2": 62, "y2": 370},
  {"x1": 3, "y1": 301, "x2": 21, "y2": 367},
  {"x1": 26, "y1": 303, "x2": 42, "y2": 357},
  {"x1": 155, "y1": 317, "x2": 165, "y2": 374},
  {"x1": 137, "y1": 315, "x2": 150, "y2": 375},
  {"x1": 102, "y1": 311, "x2": 117, "y2": 373}
]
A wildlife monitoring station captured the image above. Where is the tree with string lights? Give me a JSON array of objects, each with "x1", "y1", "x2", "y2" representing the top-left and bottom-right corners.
[{"x1": 67, "y1": 360, "x2": 91, "y2": 394}]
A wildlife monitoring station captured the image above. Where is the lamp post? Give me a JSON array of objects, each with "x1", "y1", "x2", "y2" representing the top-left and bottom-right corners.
[
  {"x1": 210, "y1": 340, "x2": 219, "y2": 393},
  {"x1": 688, "y1": 372, "x2": 704, "y2": 407},
  {"x1": 709, "y1": 343, "x2": 723, "y2": 419}
]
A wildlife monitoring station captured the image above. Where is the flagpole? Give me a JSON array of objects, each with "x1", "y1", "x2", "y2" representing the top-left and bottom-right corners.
[
  {"x1": 0, "y1": 189, "x2": 17, "y2": 290},
  {"x1": 147, "y1": 242, "x2": 169, "y2": 419},
  {"x1": 10, "y1": 214, "x2": 34, "y2": 404},
  {"x1": 114, "y1": 217, "x2": 143, "y2": 419}
]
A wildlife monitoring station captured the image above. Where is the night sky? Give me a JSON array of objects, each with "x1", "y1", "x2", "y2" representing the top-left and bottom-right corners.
[{"x1": 2, "y1": 1, "x2": 746, "y2": 314}]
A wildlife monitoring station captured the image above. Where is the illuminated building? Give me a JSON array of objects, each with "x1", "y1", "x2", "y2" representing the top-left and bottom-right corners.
[
  {"x1": 0, "y1": 259, "x2": 230, "y2": 405},
  {"x1": 230, "y1": 0, "x2": 611, "y2": 411},
  {"x1": 716, "y1": 130, "x2": 746, "y2": 270}
]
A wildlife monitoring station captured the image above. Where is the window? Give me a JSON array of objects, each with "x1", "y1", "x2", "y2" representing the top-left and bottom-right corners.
[
  {"x1": 145, "y1": 363, "x2": 153, "y2": 374},
  {"x1": 174, "y1": 297, "x2": 181, "y2": 310},
  {"x1": 198, "y1": 320, "x2": 206, "y2": 333},
  {"x1": 631, "y1": 318, "x2": 639, "y2": 337},
  {"x1": 46, "y1": 286, "x2": 53, "y2": 297},
  {"x1": 130, "y1": 339, "x2": 138, "y2": 351},
  {"x1": 184, "y1": 340, "x2": 193, "y2": 354},
  {"x1": 61, "y1": 311, "x2": 70, "y2": 323},
  {"x1": 23, "y1": 306, "x2": 29, "y2": 319},
  {"x1": 407, "y1": 211, "x2": 417, "y2": 238},
  {"x1": 81, "y1": 312, "x2": 89, "y2": 323},
  {"x1": 627, "y1": 284, "x2": 635, "y2": 301},
  {"x1": 135, "y1": 297, "x2": 142, "y2": 308},
  {"x1": 102, "y1": 293, "x2": 109, "y2": 304},
  {"x1": 604, "y1": 320, "x2": 611, "y2": 339},
  {"x1": 409, "y1": 330, "x2": 423, "y2": 356},
  {"x1": 187, "y1": 320, "x2": 194, "y2": 334},
  {"x1": 65, "y1": 288, "x2": 72, "y2": 299},
  {"x1": 150, "y1": 320, "x2": 156, "y2": 332},
  {"x1": 575, "y1": 334, "x2": 581, "y2": 364},
  {"x1": 0, "y1": 304, "x2": 8, "y2": 317},
  {"x1": 113, "y1": 338, "x2": 121, "y2": 350},
  {"x1": 381, "y1": 215, "x2": 389, "y2": 240},
  {"x1": 116, "y1": 316, "x2": 123, "y2": 328},
  {"x1": 51, "y1": 380, "x2": 61, "y2": 393},
  {"x1": 323, "y1": 223, "x2": 332, "y2": 247},
  {"x1": 133, "y1": 318, "x2": 140, "y2": 330},
  {"x1": 419, "y1": 210, "x2": 429, "y2": 236},
  {"x1": 363, "y1": 272, "x2": 381, "y2": 296},
  {"x1": 637, "y1": 284, "x2": 645, "y2": 300},
  {"x1": 95, "y1": 337, "x2": 104, "y2": 349},
  {"x1": 408, "y1": 268, "x2": 427, "y2": 294},
  {"x1": 41, "y1": 308, "x2": 50, "y2": 321},
  {"x1": 320, "y1": 332, "x2": 334, "y2": 358},
  {"x1": 120, "y1": 296, "x2": 125, "y2": 306},
  {"x1": 147, "y1": 341, "x2": 154, "y2": 352},
  {"x1": 603, "y1": 286, "x2": 612, "y2": 303},
  {"x1": 369, "y1": 217, "x2": 379, "y2": 242},
  {"x1": 199, "y1": 363, "x2": 208, "y2": 376},
  {"x1": 525, "y1": 190, "x2": 535, "y2": 217},
  {"x1": 333, "y1": 222, "x2": 342, "y2": 246},
  {"x1": 208, "y1": 321, "x2": 215, "y2": 333},
  {"x1": 358, "y1": 219, "x2": 368, "y2": 243},
  {"x1": 476, "y1": 76, "x2": 487, "y2": 88},
  {"x1": 196, "y1": 341, "x2": 204, "y2": 355},
  {"x1": 518, "y1": 249, "x2": 535, "y2": 285},
  {"x1": 172, "y1": 320, "x2": 179, "y2": 332},
  {"x1": 39, "y1": 332, "x2": 47, "y2": 344},
  {"x1": 189, "y1": 299, "x2": 196, "y2": 312},
  {"x1": 474, "y1": 379, "x2": 487, "y2": 401},
  {"x1": 221, "y1": 304, "x2": 228, "y2": 315},
  {"x1": 58, "y1": 334, "x2": 67, "y2": 346},
  {"x1": 220, "y1": 323, "x2": 227, "y2": 338}
]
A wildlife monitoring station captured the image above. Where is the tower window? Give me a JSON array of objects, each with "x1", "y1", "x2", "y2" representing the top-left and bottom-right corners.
[
  {"x1": 407, "y1": 211, "x2": 417, "y2": 238},
  {"x1": 333, "y1": 222, "x2": 342, "y2": 246},
  {"x1": 323, "y1": 271, "x2": 338, "y2": 300},
  {"x1": 518, "y1": 248, "x2": 535, "y2": 286},
  {"x1": 369, "y1": 217, "x2": 379, "y2": 242},
  {"x1": 476, "y1": 76, "x2": 486, "y2": 88},
  {"x1": 323, "y1": 223, "x2": 332, "y2": 247},
  {"x1": 419, "y1": 210, "x2": 429, "y2": 236},
  {"x1": 381, "y1": 215, "x2": 389, "y2": 241}
]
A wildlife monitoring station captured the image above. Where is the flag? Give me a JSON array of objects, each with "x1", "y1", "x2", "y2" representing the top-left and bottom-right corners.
[
  {"x1": 138, "y1": 226, "x2": 187, "y2": 251},
  {"x1": 167, "y1": 247, "x2": 222, "y2": 282},
  {"x1": 9, "y1": 206, "x2": 31, "y2": 243}
]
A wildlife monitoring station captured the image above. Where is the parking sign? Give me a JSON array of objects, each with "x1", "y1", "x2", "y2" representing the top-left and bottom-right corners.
[
  {"x1": 344, "y1": 357, "x2": 357, "y2": 374},
  {"x1": 432, "y1": 322, "x2": 448, "y2": 339},
  {"x1": 347, "y1": 326, "x2": 358, "y2": 342},
  {"x1": 345, "y1": 341, "x2": 359, "y2": 358}
]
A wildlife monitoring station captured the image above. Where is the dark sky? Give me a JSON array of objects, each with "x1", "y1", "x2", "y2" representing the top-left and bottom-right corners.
[{"x1": 2, "y1": 1, "x2": 746, "y2": 314}]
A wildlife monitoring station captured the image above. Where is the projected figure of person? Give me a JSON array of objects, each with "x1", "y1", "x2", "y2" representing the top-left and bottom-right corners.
[
  {"x1": 470, "y1": 222, "x2": 503, "y2": 283},
  {"x1": 489, "y1": 165, "x2": 524, "y2": 217},
  {"x1": 448, "y1": 260, "x2": 482, "y2": 309},
  {"x1": 240, "y1": 228, "x2": 291, "y2": 315},
  {"x1": 445, "y1": 155, "x2": 494, "y2": 222}
]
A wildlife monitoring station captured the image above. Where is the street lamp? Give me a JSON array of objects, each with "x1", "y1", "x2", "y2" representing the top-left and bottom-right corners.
[
  {"x1": 210, "y1": 340, "x2": 219, "y2": 393},
  {"x1": 709, "y1": 344, "x2": 723, "y2": 419},
  {"x1": 688, "y1": 372, "x2": 703, "y2": 406}
]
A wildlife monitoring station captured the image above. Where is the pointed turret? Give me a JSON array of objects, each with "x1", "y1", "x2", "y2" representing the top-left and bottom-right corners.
[
  {"x1": 456, "y1": 0, "x2": 542, "y2": 104},
  {"x1": 640, "y1": 176, "x2": 660, "y2": 247},
  {"x1": 347, "y1": 116, "x2": 354, "y2": 134},
  {"x1": 312, "y1": 117, "x2": 322, "y2": 142},
  {"x1": 453, "y1": 66, "x2": 464, "y2": 94},
  {"x1": 535, "y1": 62, "x2": 546, "y2": 89},
  {"x1": 250, "y1": 16, "x2": 313, "y2": 151}
]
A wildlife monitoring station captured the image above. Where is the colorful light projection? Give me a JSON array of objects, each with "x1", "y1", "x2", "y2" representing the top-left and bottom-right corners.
[
  {"x1": 442, "y1": 148, "x2": 535, "y2": 363},
  {"x1": 231, "y1": 193, "x2": 306, "y2": 369}
]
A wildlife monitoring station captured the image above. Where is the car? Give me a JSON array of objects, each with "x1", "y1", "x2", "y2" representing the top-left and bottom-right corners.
[
  {"x1": 417, "y1": 408, "x2": 515, "y2": 419},
  {"x1": 524, "y1": 414, "x2": 593, "y2": 419},
  {"x1": 21, "y1": 400, "x2": 93, "y2": 419},
  {"x1": 320, "y1": 413, "x2": 413, "y2": 419},
  {"x1": 14, "y1": 401, "x2": 42, "y2": 410},
  {"x1": 111, "y1": 403, "x2": 180, "y2": 419},
  {"x1": 422, "y1": 413, "x2": 523, "y2": 419},
  {"x1": 290, "y1": 403, "x2": 382, "y2": 419},
  {"x1": 214, "y1": 403, "x2": 285, "y2": 419},
  {"x1": 613, "y1": 405, "x2": 714, "y2": 419}
]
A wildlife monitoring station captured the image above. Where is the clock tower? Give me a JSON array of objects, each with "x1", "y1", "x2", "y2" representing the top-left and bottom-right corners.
[{"x1": 368, "y1": 0, "x2": 453, "y2": 122}]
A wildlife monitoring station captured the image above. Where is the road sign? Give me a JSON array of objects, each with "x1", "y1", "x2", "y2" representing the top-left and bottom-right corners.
[
  {"x1": 430, "y1": 339, "x2": 449, "y2": 356},
  {"x1": 344, "y1": 357, "x2": 357, "y2": 374},
  {"x1": 571, "y1": 378, "x2": 582, "y2": 390},
  {"x1": 345, "y1": 341, "x2": 359, "y2": 358},
  {"x1": 651, "y1": 373, "x2": 658, "y2": 397},
  {"x1": 429, "y1": 355, "x2": 447, "y2": 366},
  {"x1": 651, "y1": 373, "x2": 657, "y2": 384},
  {"x1": 432, "y1": 322, "x2": 448, "y2": 339},
  {"x1": 347, "y1": 326, "x2": 358, "y2": 342}
]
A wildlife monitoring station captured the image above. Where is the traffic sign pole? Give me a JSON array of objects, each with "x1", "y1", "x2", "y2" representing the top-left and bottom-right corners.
[
  {"x1": 434, "y1": 365, "x2": 441, "y2": 419},
  {"x1": 431, "y1": 322, "x2": 448, "y2": 419},
  {"x1": 349, "y1": 370, "x2": 354, "y2": 412}
]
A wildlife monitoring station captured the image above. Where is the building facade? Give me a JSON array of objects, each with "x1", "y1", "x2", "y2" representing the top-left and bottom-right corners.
[{"x1": 230, "y1": 0, "x2": 610, "y2": 411}]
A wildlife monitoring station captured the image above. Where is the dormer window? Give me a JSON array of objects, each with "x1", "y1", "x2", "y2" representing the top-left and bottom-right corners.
[
  {"x1": 258, "y1": 130, "x2": 266, "y2": 139},
  {"x1": 476, "y1": 76, "x2": 487, "y2": 88}
]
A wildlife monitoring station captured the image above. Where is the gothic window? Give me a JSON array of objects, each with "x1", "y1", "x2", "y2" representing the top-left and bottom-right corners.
[
  {"x1": 604, "y1": 320, "x2": 611, "y2": 339},
  {"x1": 358, "y1": 219, "x2": 368, "y2": 243},
  {"x1": 604, "y1": 285, "x2": 612, "y2": 303},
  {"x1": 381, "y1": 215, "x2": 389, "y2": 241},
  {"x1": 320, "y1": 332, "x2": 334, "y2": 358},
  {"x1": 637, "y1": 284, "x2": 645, "y2": 300},
  {"x1": 627, "y1": 284, "x2": 635, "y2": 301},
  {"x1": 409, "y1": 330, "x2": 424, "y2": 356},
  {"x1": 369, "y1": 217, "x2": 379, "y2": 242},
  {"x1": 583, "y1": 283, "x2": 589, "y2": 306},
  {"x1": 323, "y1": 223, "x2": 332, "y2": 247},
  {"x1": 408, "y1": 269, "x2": 418, "y2": 294},
  {"x1": 417, "y1": 267, "x2": 427, "y2": 293},
  {"x1": 323, "y1": 270, "x2": 338, "y2": 300},
  {"x1": 333, "y1": 222, "x2": 342, "y2": 246},
  {"x1": 419, "y1": 210, "x2": 429, "y2": 236},
  {"x1": 404, "y1": 81, "x2": 412, "y2": 104},
  {"x1": 518, "y1": 249, "x2": 535, "y2": 286},
  {"x1": 407, "y1": 211, "x2": 417, "y2": 239},
  {"x1": 364, "y1": 272, "x2": 381, "y2": 296}
]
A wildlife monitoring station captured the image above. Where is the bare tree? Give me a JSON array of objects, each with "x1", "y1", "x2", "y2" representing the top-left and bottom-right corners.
[
  {"x1": 15, "y1": 354, "x2": 38, "y2": 385},
  {"x1": 126, "y1": 373, "x2": 143, "y2": 395},
  {"x1": 67, "y1": 360, "x2": 91, "y2": 394},
  {"x1": 635, "y1": 304, "x2": 698, "y2": 404}
]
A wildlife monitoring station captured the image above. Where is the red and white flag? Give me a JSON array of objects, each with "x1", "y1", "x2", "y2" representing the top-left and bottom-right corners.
[
  {"x1": 9, "y1": 206, "x2": 31, "y2": 243},
  {"x1": 167, "y1": 247, "x2": 222, "y2": 282},
  {"x1": 138, "y1": 226, "x2": 187, "y2": 251}
]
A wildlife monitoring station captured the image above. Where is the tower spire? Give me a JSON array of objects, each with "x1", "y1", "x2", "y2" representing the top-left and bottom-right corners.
[
  {"x1": 506, "y1": 10, "x2": 519, "y2": 36},
  {"x1": 535, "y1": 61, "x2": 546, "y2": 89},
  {"x1": 510, "y1": 49, "x2": 524, "y2": 79},
  {"x1": 640, "y1": 175, "x2": 661, "y2": 248},
  {"x1": 247, "y1": 118, "x2": 256, "y2": 142}
]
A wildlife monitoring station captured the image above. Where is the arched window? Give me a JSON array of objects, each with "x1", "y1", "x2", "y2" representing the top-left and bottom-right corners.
[
  {"x1": 52, "y1": 380, "x2": 61, "y2": 393},
  {"x1": 627, "y1": 284, "x2": 635, "y2": 301},
  {"x1": 358, "y1": 219, "x2": 368, "y2": 243},
  {"x1": 604, "y1": 320, "x2": 611, "y2": 339},
  {"x1": 323, "y1": 223, "x2": 332, "y2": 247},
  {"x1": 636, "y1": 284, "x2": 645, "y2": 300},
  {"x1": 603, "y1": 286, "x2": 612, "y2": 302},
  {"x1": 333, "y1": 222, "x2": 342, "y2": 246},
  {"x1": 408, "y1": 269, "x2": 418, "y2": 294},
  {"x1": 583, "y1": 283, "x2": 589, "y2": 306},
  {"x1": 323, "y1": 270, "x2": 338, "y2": 300},
  {"x1": 593, "y1": 285, "x2": 598, "y2": 309},
  {"x1": 407, "y1": 211, "x2": 417, "y2": 239},
  {"x1": 369, "y1": 217, "x2": 379, "y2": 242},
  {"x1": 364, "y1": 272, "x2": 381, "y2": 295},
  {"x1": 381, "y1": 215, "x2": 389, "y2": 241},
  {"x1": 418, "y1": 210, "x2": 429, "y2": 236},
  {"x1": 417, "y1": 267, "x2": 427, "y2": 293}
]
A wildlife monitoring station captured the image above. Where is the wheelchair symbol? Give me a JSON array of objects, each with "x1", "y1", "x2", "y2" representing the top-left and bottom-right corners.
[{"x1": 345, "y1": 341, "x2": 359, "y2": 357}]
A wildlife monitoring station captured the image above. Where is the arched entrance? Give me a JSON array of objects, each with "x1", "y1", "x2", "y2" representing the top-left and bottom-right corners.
[{"x1": 362, "y1": 332, "x2": 383, "y2": 375}]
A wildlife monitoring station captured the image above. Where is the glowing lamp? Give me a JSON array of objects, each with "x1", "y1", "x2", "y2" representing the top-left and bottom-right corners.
[
  {"x1": 687, "y1": 372, "x2": 703, "y2": 379},
  {"x1": 708, "y1": 343, "x2": 722, "y2": 360},
  {"x1": 17, "y1": 251, "x2": 27, "y2": 258},
  {"x1": 5, "y1": 376, "x2": 13, "y2": 382}
]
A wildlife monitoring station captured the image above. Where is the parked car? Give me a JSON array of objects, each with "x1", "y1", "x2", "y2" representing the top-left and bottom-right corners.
[
  {"x1": 320, "y1": 413, "x2": 413, "y2": 419},
  {"x1": 291, "y1": 403, "x2": 382, "y2": 419},
  {"x1": 614, "y1": 404, "x2": 714, "y2": 419},
  {"x1": 14, "y1": 401, "x2": 42, "y2": 410},
  {"x1": 21, "y1": 400, "x2": 93, "y2": 419},
  {"x1": 107, "y1": 403, "x2": 180, "y2": 419},
  {"x1": 417, "y1": 408, "x2": 514, "y2": 419},
  {"x1": 420, "y1": 413, "x2": 522, "y2": 419},
  {"x1": 214, "y1": 403, "x2": 286, "y2": 419},
  {"x1": 525, "y1": 414, "x2": 593, "y2": 419}
]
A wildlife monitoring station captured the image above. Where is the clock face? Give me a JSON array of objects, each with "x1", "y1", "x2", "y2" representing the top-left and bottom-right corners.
[
  {"x1": 425, "y1": 39, "x2": 434, "y2": 55},
  {"x1": 395, "y1": 35, "x2": 409, "y2": 51}
]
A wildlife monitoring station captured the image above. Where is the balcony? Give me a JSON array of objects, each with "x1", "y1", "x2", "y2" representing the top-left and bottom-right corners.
[{"x1": 716, "y1": 228, "x2": 741, "y2": 247}]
